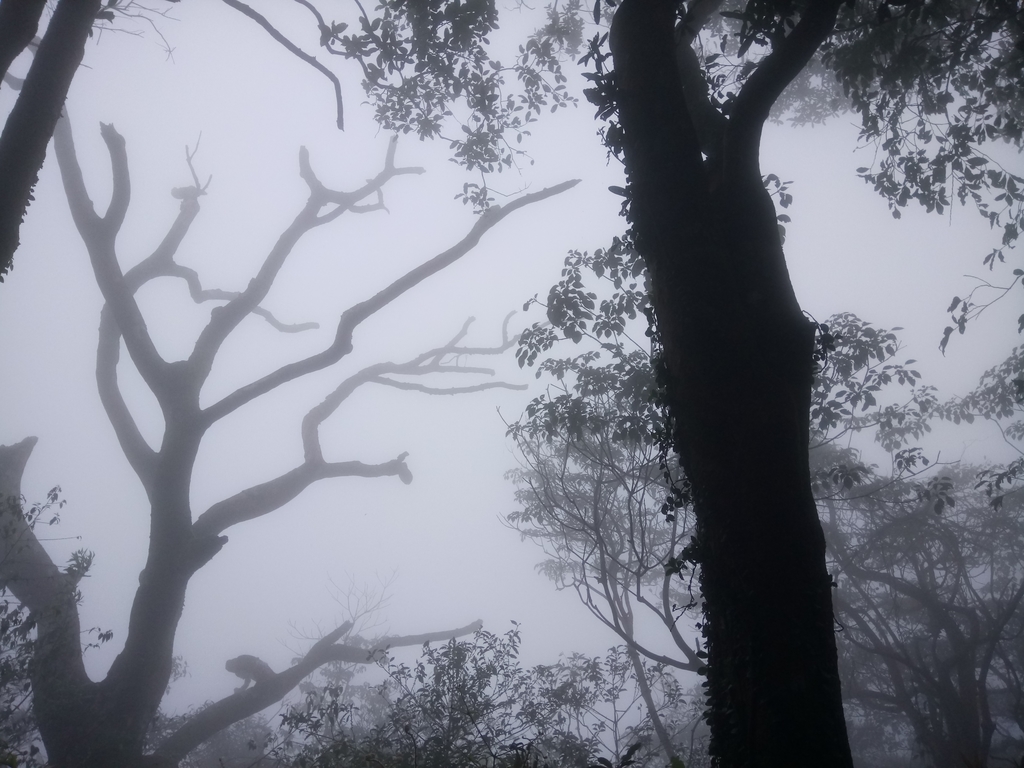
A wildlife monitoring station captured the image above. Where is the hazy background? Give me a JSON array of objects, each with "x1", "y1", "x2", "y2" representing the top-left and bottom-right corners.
[{"x1": 0, "y1": 0, "x2": 1017, "y2": 717}]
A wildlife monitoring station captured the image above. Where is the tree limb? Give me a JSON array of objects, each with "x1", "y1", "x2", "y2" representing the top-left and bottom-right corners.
[
  {"x1": 154, "y1": 619, "x2": 483, "y2": 763},
  {"x1": 53, "y1": 117, "x2": 171, "y2": 394},
  {"x1": 725, "y1": 1, "x2": 844, "y2": 180},
  {"x1": 218, "y1": 0, "x2": 345, "y2": 129},
  {"x1": 192, "y1": 456, "x2": 413, "y2": 537},
  {"x1": 300, "y1": 317, "x2": 524, "y2": 461},
  {"x1": 202, "y1": 179, "x2": 580, "y2": 425},
  {"x1": 195, "y1": 317, "x2": 524, "y2": 536},
  {"x1": 96, "y1": 306, "x2": 158, "y2": 490},
  {"x1": 0, "y1": 438, "x2": 60, "y2": 609},
  {"x1": 0, "y1": 0, "x2": 101, "y2": 280},
  {"x1": 369, "y1": 379, "x2": 527, "y2": 396},
  {"x1": 164, "y1": 262, "x2": 319, "y2": 332},
  {"x1": 187, "y1": 142, "x2": 425, "y2": 383},
  {"x1": 0, "y1": 438, "x2": 92, "y2": 703}
]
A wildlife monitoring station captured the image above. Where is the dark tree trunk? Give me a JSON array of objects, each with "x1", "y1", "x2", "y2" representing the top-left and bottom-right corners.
[
  {"x1": 0, "y1": 0, "x2": 101, "y2": 280},
  {"x1": 609, "y1": 1, "x2": 853, "y2": 765},
  {"x1": 0, "y1": 0, "x2": 46, "y2": 87}
]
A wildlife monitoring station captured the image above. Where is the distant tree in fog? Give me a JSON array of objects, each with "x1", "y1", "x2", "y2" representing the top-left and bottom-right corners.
[
  {"x1": 269, "y1": 625, "x2": 704, "y2": 768},
  {"x1": 824, "y1": 467, "x2": 1024, "y2": 768},
  {"x1": 0, "y1": 98, "x2": 575, "y2": 766},
  {"x1": 509, "y1": 291, "x2": 1024, "y2": 767},
  {"x1": 5, "y1": 1, "x2": 1023, "y2": 765}
]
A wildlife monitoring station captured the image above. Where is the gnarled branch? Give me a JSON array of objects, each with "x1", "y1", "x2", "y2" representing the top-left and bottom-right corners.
[
  {"x1": 194, "y1": 317, "x2": 525, "y2": 537},
  {"x1": 154, "y1": 619, "x2": 483, "y2": 762},
  {"x1": 203, "y1": 178, "x2": 580, "y2": 425}
]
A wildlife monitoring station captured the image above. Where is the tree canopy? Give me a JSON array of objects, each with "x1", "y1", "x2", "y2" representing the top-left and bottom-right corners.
[{"x1": 2, "y1": 1, "x2": 1023, "y2": 765}]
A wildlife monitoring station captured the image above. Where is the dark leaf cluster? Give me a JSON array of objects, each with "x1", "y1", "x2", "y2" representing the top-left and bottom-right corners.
[{"x1": 317, "y1": 0, "x2": 576, "y2": 184}]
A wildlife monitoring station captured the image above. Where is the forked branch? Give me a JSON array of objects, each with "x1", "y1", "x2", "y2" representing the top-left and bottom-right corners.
[{"x1": 194, "y1": 317, "x2": 526, "y2": 537}]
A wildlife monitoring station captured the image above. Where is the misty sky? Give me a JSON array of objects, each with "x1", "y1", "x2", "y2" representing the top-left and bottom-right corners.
[{"x1": 0, "y1": 1, "x2": 1018, "y2": 717}]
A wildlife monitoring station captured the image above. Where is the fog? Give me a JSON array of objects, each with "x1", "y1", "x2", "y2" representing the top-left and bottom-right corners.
[{"x1": 0, "y1": 0, "x2": 1019, "y2": 742}]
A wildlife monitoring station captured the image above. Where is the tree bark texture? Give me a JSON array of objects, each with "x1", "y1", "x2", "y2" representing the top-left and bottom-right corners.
[
  {"x1": 609, "y1": 1, "x2": 852, "y2": 765},
  {"x1": 0, "y1": 0, "x2": 46, "y2": 87},
  {"x1": 0, "y1": 0, "x2": 101, "y2": 280}
]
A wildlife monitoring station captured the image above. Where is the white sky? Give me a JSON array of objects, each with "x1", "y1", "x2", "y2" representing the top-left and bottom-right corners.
[{"x1": 0, "y1": 1, "x2": 1019, "y2": 718}]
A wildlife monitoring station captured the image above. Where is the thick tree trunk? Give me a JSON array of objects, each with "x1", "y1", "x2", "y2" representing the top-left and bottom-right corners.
[
  {"x1": 0, "y1": 439, "x2": 163, "y2": 767},
  {"x1": 0, "y1": 0, "x2": 46, "y2": 87},
  {"x1": 0, "y1": 0, "x2": 101, "y2": 279},
  {"x1": 610, "y1": 1, "x2": 852, "y2": 765}
]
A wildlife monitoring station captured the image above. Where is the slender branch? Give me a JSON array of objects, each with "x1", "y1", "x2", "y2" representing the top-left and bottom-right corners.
[
  {"x1": 369, "y1": 379, "x2": 527, "y2": 395},
  {"x1": 96, "y1": 306, "x2": 158, "y2": 489},
  {"x1": 624, "y1": 643, "x2": 677, "y2": 761},
  {"x1": 659, "y1": 568, "x2": 701, "y2": 667},
  {"x1": 585, "y1": 598, "x2": 698, "y2": 672},
  {"x1": 98, "y1": 123, "x2": 131, "y2": 233},
  {"x1": 218, "y1": 0, "x2": 345, "y2": 129},
  {"x1": 301, "y1": 317, "x2": 524, "y2": 463},
  {"x1": 188, "y1": 142, "x2": 424, "y2": 382},
  {"x1": 164, "y1": 262, "x2": 319, "y2": 332},
  {"x1": 53, "y1": 117, "x2": 171, "y2": 393},
  {"x1": 202, "y1": 179, "x2": 579, "y2": 425},
  {"x1": 196, "y1": 316, "x2": 524, "y2": 535}
]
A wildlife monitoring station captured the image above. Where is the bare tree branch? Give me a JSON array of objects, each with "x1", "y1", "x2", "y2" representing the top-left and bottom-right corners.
[
  {"x1": 192, "y1": 456, "x2": 413, "y2": 537},
  {"x1": 218, "y1": 0, "x2": 346, "y2": 129},
  {"x1": 96, "y1": 306, "x2": 159, "y2": 490},
  {"x1": 187, "y1": 142, "x2": 426, "y2": 381},
  {"x1": 154, "y1": 619, "x2": 484, "y2": 762},
  {"x1": 369, "y1": 379, "x2": 527, "y2": 396},
  {"x1": 195, "y1": 317, "x2": 524, "y2": 536},
  {"x1": 53, "y1": 117, "x2": 172, "y2": 395},
  {"x1": 164, "y1": 262, "x2": 319, "y2": 332},
  {"x1": 203, "y1": 178, "x2": 580, "y2": 425}
]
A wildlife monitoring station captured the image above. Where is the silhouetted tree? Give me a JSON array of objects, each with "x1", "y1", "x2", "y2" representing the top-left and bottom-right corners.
[
  {"x1": 512, "y1": 271, "x2": 1023, "y2": 766},
  {"x1": 0, "y1": 98, "x2": 575, "y2": 765},
  {"x1": 824, "y1": 472, "x2": 1024, "y2": 768},
  {"x1": 211, "y1": 2, "x2": 1024, "y2": 762},
  {"x1": 545, "y1": 1, "x2": 1024, "y2": 762}
]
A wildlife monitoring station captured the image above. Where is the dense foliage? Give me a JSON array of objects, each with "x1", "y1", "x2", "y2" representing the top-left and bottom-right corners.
[
  {"x1": 508, "y1": 230, "x2": 1024, "y2": 766},
  {"x1": 270, "y1": 627, "x2": 704, "y2": 768}
]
